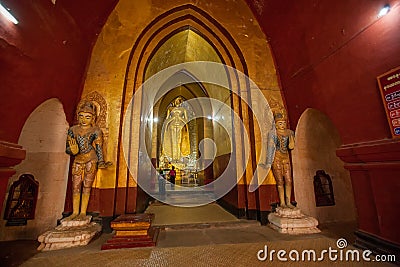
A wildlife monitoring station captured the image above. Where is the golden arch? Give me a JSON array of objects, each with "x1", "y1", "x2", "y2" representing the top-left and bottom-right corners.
[{"x1": 81, "y1": 1, "x2": 284, "y2": 214}]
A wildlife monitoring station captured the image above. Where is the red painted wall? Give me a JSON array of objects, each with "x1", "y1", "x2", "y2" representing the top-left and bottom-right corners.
[
  {"x1": 247, "y1": 0, "x2": 400, "y2": 144},
  {"x1": 247, "y1": 0, "x2": 400, "y2": 247},
  {"x1": 0, "y1": 0, "x2": 117, "y2": 143},
  {"x1": 1, "y1": 0, "x2": 399, "y2": 248}
]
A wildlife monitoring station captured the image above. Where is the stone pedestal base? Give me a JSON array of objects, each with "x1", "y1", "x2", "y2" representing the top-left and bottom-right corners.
[
  {"x1": 268, "y1": 207, "x2": 320, "y2": 234},
  {"x1": 59, "y1": 215, "x2": 92, "y2": 227},
  {"x1": 37, "y1": 216, "x2": 101, "y2": 251}
]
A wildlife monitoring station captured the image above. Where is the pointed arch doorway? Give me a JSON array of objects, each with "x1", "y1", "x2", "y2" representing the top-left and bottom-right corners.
[
  {"x1": 126, "y1": 28, "x2": 235, "y2": 208},
  {"x1": 153, "y1": 81, "x2": 211, "y2": 184},
  {"x1": 78, "y1": 2, "x2": 286, "y2": 225}
]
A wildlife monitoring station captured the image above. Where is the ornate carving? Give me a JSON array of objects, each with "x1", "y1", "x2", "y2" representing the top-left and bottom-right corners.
[
  {"x1": 82, "y1": 91, "x2": 108, "y2": 129},
  {"x1": 81, "y1": 91, "x2": 109, "y2": 159},
  {"x1": 267, "y1": 95, "x2": 285, "y2": 116}
]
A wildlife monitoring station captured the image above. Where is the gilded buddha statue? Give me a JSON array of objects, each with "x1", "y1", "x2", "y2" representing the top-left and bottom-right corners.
[{"x1": 162, "y1": 97, "x2": 191, "y2": 162}]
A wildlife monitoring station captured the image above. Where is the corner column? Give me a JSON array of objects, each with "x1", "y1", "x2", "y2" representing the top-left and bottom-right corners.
[
  {"x1": 0, "y1": 141, "x2": 26, "y2": 213},
  {"x1": 337, "y1": 139, "x2": 400, "y2": 263}
]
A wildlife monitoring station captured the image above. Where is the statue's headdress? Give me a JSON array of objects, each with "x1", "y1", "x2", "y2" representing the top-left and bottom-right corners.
[
  {"x1": 273, "y1": 112, "x2": 286, "y2": 122},
  {"x1": 77, "y1": 101, "x2": 97, "y2": 116}
]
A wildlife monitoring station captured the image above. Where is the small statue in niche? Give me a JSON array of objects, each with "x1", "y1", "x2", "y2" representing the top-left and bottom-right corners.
[
  {"x1": 160, "y1": 155, "x2": 171, "y2": 170},
  {"x1": 65, "y1": 101, "x2": 111, "y2": 221},
  {"x1": 4, "y1": 174, "x2": 39, "y2": 226},
  {"x1": 267, "y1": 112, "x2": 295, "y2": 208},
  {"x1": 314, "y1": 170, "x2": 335, "y2": 206}
]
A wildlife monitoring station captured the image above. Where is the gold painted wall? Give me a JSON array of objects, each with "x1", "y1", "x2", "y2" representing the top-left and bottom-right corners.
[
  {"x1": 81, "y1": 0, "x2": 285, "y2": 190},
  {"x1": 146, "y1": 29, "x2": 233, "y2": 157}
]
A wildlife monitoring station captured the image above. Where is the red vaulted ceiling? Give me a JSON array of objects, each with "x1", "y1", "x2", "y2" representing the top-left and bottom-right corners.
[{"x1": 1, "y1": 0, "x2": 400, "y2": 145}]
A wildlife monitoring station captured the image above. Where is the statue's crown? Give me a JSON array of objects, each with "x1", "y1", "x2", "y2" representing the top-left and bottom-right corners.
[
  {"x1": 273, "y1": 112, "x2": 286, "y2": 122},
  {"x1": 77, "y1": 101, "x2": 97, "y2": 116}
]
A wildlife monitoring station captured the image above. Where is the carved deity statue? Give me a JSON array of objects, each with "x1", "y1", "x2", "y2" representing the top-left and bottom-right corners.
[
  {"x1": 65, "y1": 101, "x2": 111, "y2": 221},
  {"x1": 162, "y1": 97, "x2": 190, "y2": 162},
  {"x1": 267, "y1": 112, "x2": 295, "y2": 208}
]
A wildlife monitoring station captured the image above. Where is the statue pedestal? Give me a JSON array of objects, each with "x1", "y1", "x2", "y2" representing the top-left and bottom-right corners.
[
  {"x1": 101, "y1": 213, "x2": 158, "y2": 250},
  {"x1": 268, "y1": 207, "x2": 320, "y2": 234},
  {"x1": 37, "y1": 215, "x2": 101, "y2": 251}
]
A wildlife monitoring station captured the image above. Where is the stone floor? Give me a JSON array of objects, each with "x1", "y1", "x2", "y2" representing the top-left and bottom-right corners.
[
  {"x1": 0, "y1": 203, "x2": 396, "y2": 266},
  {"x1": 145, "y1": 202, "x2": 240, "y2": 226}
]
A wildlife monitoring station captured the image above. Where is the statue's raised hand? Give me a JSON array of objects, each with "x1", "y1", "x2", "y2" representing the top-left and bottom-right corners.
[{"x1": 67, "y1": 136, "x2": 79, "y2": 155}]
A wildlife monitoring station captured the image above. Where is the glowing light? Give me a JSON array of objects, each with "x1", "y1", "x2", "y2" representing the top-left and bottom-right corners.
[
  {"x1": 0, "y1": 3, "x2": 18, "y2": 24},
  {"x1": 378, "y1": 4, "x2": 390, "y2": 18},
  {"x1": 153, "y1": 117, "x2": 158, "y2": 123}
]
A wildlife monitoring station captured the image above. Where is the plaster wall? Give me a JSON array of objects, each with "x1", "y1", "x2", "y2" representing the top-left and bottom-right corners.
[
  {"x1": 293, "y1": 109, "x2": 356, "y2": 223},
  {"x1": 0, "y1": 99, "x2": 69, "y2": 240}
]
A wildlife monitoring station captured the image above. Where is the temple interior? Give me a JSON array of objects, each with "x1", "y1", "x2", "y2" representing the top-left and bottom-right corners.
[{"x1": 0, "y1": 0, "x2": 399, "y2": 265}]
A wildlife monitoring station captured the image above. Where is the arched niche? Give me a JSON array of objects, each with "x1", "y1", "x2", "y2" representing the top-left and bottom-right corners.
[
  {"x1": 0, "y1": 98, "x2": 69, "y2": 240},
  {"x1": 292, "y1": 108, "x2": 356, "y2": 224}
]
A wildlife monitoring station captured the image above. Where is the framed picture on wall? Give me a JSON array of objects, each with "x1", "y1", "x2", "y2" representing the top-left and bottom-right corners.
[{"x1": 377, "y1": 66, "x2": 400, "y2": 138}]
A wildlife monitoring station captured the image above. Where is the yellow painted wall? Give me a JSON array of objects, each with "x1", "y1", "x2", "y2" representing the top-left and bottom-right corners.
[{"x1": 81, "y1": 0, "x2": 285, "y2": 189}]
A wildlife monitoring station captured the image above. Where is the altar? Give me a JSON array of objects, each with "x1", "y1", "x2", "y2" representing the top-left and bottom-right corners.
[{"x1": 157, "y1": 96, "x2": 202, "y2": 185}]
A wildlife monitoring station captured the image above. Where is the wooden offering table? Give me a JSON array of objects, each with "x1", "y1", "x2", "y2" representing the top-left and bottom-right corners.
[{"x1": 101, "y1": 213, "x2": 159, "y2": 250}]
